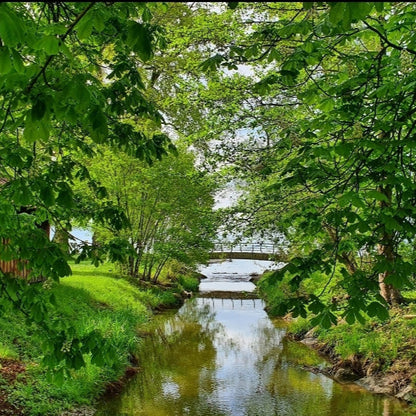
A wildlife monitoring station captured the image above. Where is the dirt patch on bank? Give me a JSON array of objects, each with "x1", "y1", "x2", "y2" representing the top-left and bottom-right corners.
[{"x1": 0, "y1": 359, "x2": 25, "y2": 416}]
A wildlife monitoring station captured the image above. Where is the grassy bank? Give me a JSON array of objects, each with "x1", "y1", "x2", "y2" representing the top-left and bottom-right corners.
[
  {"x1": 0, "y1": 262, "x2": 197, "y2": 415},
  {"x1": 258, "y1": 270, "x2": 416, "y2": 402}
]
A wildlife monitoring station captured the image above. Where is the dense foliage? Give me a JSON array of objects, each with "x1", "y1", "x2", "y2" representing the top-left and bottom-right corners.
[
  {"x1": 87, "y1": 147, "x2": 216, "y2": 282},
  {"x1": 149, "y1": 2, "x2": 416, "y2": 325},
  {"x1": 2, "y1": 0, "x2": 416, "y2": 379},
  {"x1": 0, "y1": 2, "x2": 185, "y2": 371}
]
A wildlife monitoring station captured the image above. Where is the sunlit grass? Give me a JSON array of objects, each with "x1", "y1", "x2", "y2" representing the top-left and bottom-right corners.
[
  {"x1": 0, "y1": 261, "x2": 182, "y2": 415},
  {"x1": 0, "y1": 343, "x2": 19, "y2": 360}
]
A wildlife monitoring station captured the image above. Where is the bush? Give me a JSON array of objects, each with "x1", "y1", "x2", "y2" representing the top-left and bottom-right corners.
[{"x1": 177, "y1": 274, "x2": 199, "y2": 292}]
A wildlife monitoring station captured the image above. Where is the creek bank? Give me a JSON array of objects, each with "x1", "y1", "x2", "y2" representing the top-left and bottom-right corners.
[
  {"x1": 0, "y1": 262, "x2": 199, "y2": 416},
  {"x1": 62, "y1": 276, "x2": 197, "y2": 416},
  {"x1": 256, "y1": 269, "x2": 416, "y2": 408},
  {"x1": 295, "y1": 330, "x2": 416, "y2": 404}
]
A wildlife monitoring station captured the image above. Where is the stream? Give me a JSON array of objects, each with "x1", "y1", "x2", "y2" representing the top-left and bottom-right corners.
[{"x1": 96, "y1": 260, "x2": 413, "y2": 416}]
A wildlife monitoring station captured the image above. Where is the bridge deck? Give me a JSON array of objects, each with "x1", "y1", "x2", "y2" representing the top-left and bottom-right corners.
[{"x1": 209, "y1": 251, "x2": 277, "y2": 261}]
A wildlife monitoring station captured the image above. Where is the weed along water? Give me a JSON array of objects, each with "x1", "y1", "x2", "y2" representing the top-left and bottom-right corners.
[{"x1": 96, "y1": 260, "x2": 412, "y2": 416}]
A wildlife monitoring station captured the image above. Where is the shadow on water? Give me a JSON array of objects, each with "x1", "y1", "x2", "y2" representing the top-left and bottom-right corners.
[{"x1": 96, "y1": 296, "x2": 413, "y2": 416}]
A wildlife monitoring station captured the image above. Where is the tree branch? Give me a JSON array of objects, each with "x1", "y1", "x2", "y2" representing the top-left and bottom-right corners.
[
  {"x1": 363, "y1": 21, "x2": 416, "y2": 56},
  {"x1": 25, "y1": 2, "x2": 95, "y2": 94}
]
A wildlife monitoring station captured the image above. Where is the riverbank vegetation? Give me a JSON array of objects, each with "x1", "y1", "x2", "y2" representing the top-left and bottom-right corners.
[
  {"x1": 0, "y1": 0, "x2": 216, "y2": 389},
  {"x1": 81, "y1": 145, "x2": 216, "y2": 283},
  {"x1": 0, "y1": 261, "x2": 198, "y2": 415},
  {"x1": 259, "y1": 269, "x2": 416, "y2": 401},
  {"x1": 3, "y1": 0, "x2": 416, "y2": 413}
]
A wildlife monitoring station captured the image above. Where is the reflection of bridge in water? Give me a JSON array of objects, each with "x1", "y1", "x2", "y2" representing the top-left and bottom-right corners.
[
  {"x1": 210, "y1": 242, "x2": 286, "y2": 261},
  {"x1": 198, "y1": 297, "x2": 264, "y2": 308}
]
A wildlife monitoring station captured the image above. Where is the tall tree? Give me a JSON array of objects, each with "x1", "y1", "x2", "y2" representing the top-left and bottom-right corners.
[
  {"x1": 153, "y1": 2, "x2": 416, "y2": 324},
  {"x1": 86, "y1": 146, "x2": 216, "y2": 283},
  {"x1": 0, "y1": 2, "x2": 175, "y2": 368}
]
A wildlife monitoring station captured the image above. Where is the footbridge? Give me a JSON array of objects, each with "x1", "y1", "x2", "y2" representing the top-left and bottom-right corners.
[{"x1": 210, "y1": 242, "x2": 287, "y2": 261}]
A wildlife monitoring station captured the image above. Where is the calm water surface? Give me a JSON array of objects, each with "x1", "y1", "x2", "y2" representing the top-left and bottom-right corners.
[{"x1": 96, "y1": 260, "x2": 413, "y2": 416}]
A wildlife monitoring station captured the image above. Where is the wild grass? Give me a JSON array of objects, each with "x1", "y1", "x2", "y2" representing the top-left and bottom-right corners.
[
  {"x1": 0, "y1": 261, "x2": 185, "y2": 415},
  {"x1": 177, "y1": 274, "x2": 200, "y2": 292},
  {"x1": 314, "y1": 309, "x2": 416, "y2": 366},
  {"x1": 259, "y1": 268, "x2": 416, "y2": 371}
]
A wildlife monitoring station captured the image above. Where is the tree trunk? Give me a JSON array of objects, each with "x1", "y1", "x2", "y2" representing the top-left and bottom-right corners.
[
  {"x1": 377, "y1": 185, "x2": 403, "y2": 305},
  {"x1": 377, "y1": 235, "x2": 403, "y2": 305}
]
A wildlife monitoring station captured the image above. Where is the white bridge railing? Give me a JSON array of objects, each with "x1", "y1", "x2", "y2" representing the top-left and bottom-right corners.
[{"x1": 212, "y1": 242, "x2": 277, "y2": 254}]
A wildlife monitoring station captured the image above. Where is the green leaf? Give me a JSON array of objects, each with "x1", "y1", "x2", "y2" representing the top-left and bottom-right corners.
[
  {"x1": 338, "y1": 191, "x2": 365, "y2": 208},
  {"x1": 40, "y1": 185, "x2": 55, "y2": 207},
  {"x1": 0, "y1": 47, "x2": 12, "y2": 74},
  {"x1": 53, "y1": 367, "x2": 65, "y2": 385},
  {"x1": 168, "y1": 143, "x2": 179, "y2": 157},
  {"x1": 31, "y1": 97, "x2": 47, "y2": 121},
  {"x1": 77, "y1": 16, "x2": 94, "y2": 40},
  {"x1": 313, "y1": 309, "x2": 338, "y2": 329},
  {"x1": 348, "y1": 3, "x2": 373, "y2": 21},
  {"x1": 31, "y1": 301, "x2": 44, "y2": 323},
  {"x1": 357, "y1": 219, "x2": 370, "y2": 233},
  {"x1": 43, "y1": 36, "x2": 60, "y2": 55},
  {"x1": 199, "y1": 54, "x2": 224, "y2": 72},
  {"x1": 72, "y1": 352, "x2": 85, "y2": 370},
  {"x1": 24, "y1": 113, "x2": 50, "y2": 142},
  {"x1": 142, "y1": 7, "x2": 153, "y2": 22},
  {"x1": 367, "y1": 301, "x2": 389, "y2": 320},
  {"x1": 127, "y1": 22, "x2": 153, "y2": 62},
  {"x1": 333, "y1": 142, "x2": 353, "y2": 157},
  {"x1": 56, "y1": 187, "x2": 74, "y2": 209},
  {"x1": 308, "y1": 297, "x2": 324, "y2": 314},
  {"x1": 383, "y1": 215, "x2": 402, "y2": 232},
  {"x1": 72, "y1": 82, "x2": 90, "y2": 110},
  {"x1": 91, "y1": 348, "x2": 106, "y2": 366},
  {"x1": 0, "y1": 6, "x2": 25, "y2": 47},
  {"x1": 319, "y1": 98, "x2": 335, "y2": 112},
  {"x1": 303, "y1": 2, "x2": 314, "y2": 10},
  {"x1": 289, "y1": 274, "x2": 302, "y2": 290},
  {"x1": 375, "y1": 2, "x2": 384, "y2": 13},
  {"x1": 88, "y1": 107, "x2": 108, "y2": 143},
  {"x1": 34, "y1": 36, "x2": 60, "y2": 55},
  {"x1": 329, "y1": 2, "x2": 346, "y2": 25},
  {"x1": 5, "y1": 278, "x2": 19, "y2": 302},
  {"x1": 344, "y1": 310, "x2": 356, "y2": 325},
  {"x1": 52, "y1": 257, "x2": 72, "y2": 278},
  {"x1": 365, "y1": 190, "x2": 389, "y2": 203},
  {"x1": 228, "y1": 2, "x2": 239, "y2": 9},
  {"x1": 11, "y1": 49, "x2": 25, "y2": 73}
]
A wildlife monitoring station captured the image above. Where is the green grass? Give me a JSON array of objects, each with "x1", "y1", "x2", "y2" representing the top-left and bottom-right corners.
[
  {"x1": 314, "y1": 308, "x2": 416, "y2": 366},
  {"x1": 0, "y1": 343, "x2": 19, "y2": 360},
  {"x1": 0, "y1": 261, "x2": 184, "y2": 415},
  {"x1": 258, "y1": 268, "x2": 416, "y2": 377}
]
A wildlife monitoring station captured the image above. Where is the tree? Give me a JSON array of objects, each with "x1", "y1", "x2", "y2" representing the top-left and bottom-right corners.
[
  {"x1": 86, "y1": 146, "x2": 216, "y2": 283},
  {"x1": 0, "y1": 2, "x2": 175, "y2": 369},
  {"x1": 236, "y1": 2, "x2": 416, "y2": 319},
  {"x1": 153, "y1": 2, "x2": 416, "y2": 324}
]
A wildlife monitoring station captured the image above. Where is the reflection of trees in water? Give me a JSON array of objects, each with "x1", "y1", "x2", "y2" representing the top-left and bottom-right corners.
[
  {"x1": 98, "y1": 299, "x2": 409, "y2": 416},
  {"x1": 98, "y1": 297, "x2": 228, "y2": 416}
]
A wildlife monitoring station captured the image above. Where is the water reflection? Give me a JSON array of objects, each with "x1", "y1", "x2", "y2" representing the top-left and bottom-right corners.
[
  {"x1": 96, "y1": 298, "x2": 413, "y2": 416},
  {"x1": 198, "y1": 259, "x2": 278, "y2": 293}
]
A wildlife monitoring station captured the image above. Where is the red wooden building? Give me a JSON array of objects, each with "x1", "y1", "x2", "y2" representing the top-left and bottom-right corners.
[{"x1": 0, "y1": 179, "x2": 50, "y2": 281}]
